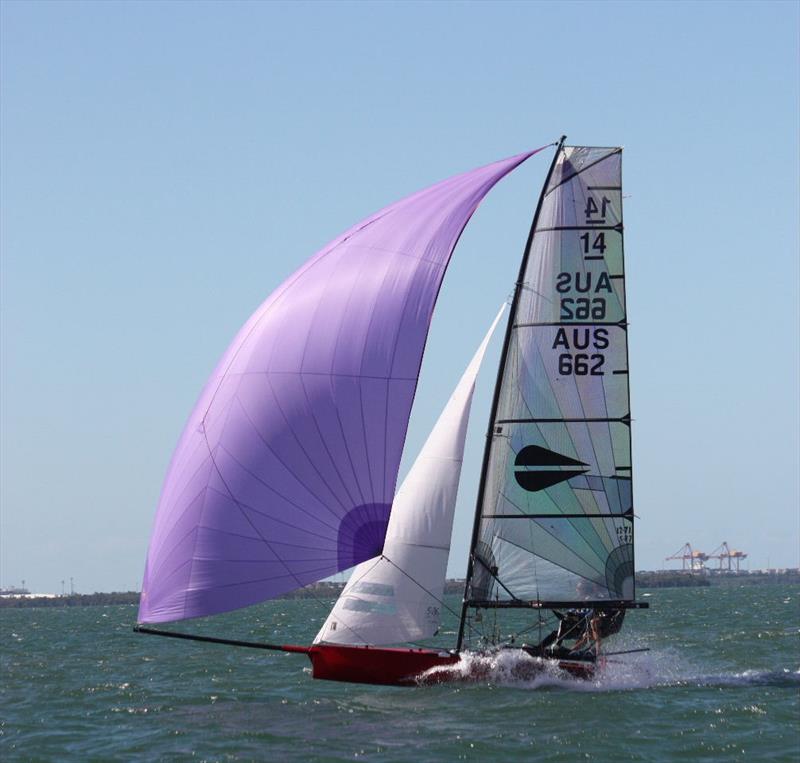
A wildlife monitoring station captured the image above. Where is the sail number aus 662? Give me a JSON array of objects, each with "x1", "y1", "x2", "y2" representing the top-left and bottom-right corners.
[{"x1": 553, "y1": 327, "x2": 608, "y2": 376}]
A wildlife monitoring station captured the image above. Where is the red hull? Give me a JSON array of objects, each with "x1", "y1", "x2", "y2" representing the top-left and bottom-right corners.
[
  {"x1": 299, "y1": 644, "x2": 594, "y2": 686},
  {"x1": 306, "y1": 644, "x2": 460, "y2": 686}
]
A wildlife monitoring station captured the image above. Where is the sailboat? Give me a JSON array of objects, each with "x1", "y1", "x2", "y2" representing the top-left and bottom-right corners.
[{"x1": 135, "y1": 136, "x2": 647, "y2": 686}]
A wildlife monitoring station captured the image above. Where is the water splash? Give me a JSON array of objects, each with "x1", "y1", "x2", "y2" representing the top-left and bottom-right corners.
[
  {"x1": 416, "y1": 647, "x2": 800, "y2": 692},
  {"x1": 417, "y1": 648, "x2": 607, "y2": 690}
]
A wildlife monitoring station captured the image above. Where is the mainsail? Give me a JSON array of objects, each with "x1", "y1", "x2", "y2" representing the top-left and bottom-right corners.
[
  {"x1": 463, "y1": 144, "x2": 635, "y2": 611},
  {"x1": 314, "y1": 306, "x2": 505, "y2": 646},
  {"x1": 138, "y1": 148, "x2": 548, "y2": 624}
]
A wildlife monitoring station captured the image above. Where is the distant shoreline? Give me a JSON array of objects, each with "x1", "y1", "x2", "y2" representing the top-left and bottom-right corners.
[{"x1": 1, "y1": 570, "x2": 797, "y2": 610}]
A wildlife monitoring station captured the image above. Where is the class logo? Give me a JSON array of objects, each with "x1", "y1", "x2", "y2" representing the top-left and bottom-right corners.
[{"x1": 514, "y1": 445, "x2": 589, "y2": 492}]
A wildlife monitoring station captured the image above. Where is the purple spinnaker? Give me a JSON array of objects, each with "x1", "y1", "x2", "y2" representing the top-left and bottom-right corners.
[{"x1": 138, "y1": 147, "x2": 547, "y2": 623}]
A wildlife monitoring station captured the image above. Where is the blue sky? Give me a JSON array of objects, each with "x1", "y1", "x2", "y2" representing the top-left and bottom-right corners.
[{"x1": 2, "y1": 0, "x2": 798, "y2": 593}]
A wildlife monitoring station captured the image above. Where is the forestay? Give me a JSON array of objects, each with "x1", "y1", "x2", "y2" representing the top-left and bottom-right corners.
[
  {"x1": 138, "y1": 148, "x2": 547, "y2": 624},
  {"x1": 315, "y1": 306, "x2": 505, "y2": 646},
  {"x1": 468, "y1": 146, "x2": 635, "y2": 606}
]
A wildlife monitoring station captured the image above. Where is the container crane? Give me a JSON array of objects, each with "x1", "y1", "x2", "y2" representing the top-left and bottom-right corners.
[
  {"x1": 665, "y1": 543, "x2": 708, "y2": 572},
  {"x1": 708, "y1": 542, "x2": 748, "y2": 572}
]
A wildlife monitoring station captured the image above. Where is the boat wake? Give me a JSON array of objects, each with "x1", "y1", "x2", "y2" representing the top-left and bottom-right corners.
[{"x1": 417, "y1": 648, "x2": 800, "y2": 692}]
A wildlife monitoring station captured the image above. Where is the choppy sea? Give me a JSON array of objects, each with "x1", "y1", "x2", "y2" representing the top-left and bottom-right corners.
[{"x1": 2, "y1": 584, "x2": 798, "y2": 761}]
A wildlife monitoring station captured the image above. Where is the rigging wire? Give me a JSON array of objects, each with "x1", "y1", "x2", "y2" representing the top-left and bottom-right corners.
[
  {"x1": 317, "y1": 552, "x2": 484, "y2": 650},
  {"x1": 381, "y1": 555, "x2": 484, "y2": 644}
]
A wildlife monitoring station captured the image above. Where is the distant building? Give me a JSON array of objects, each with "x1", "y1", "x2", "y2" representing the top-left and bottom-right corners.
[{"x1": 0, "y1": 586, "x2": 30, "y2": 596}]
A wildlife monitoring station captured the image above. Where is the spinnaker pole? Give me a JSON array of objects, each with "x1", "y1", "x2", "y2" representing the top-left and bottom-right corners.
[{"x1": 133, "y1": 624, "x2": 310, "y2": 653}]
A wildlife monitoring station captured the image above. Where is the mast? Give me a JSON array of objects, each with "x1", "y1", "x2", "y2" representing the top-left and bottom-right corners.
[{"x1": 456, "y1": 137, "x2": 566, "y2": 651}]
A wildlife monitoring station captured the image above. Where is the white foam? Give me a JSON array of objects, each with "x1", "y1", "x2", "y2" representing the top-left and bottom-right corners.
[{"x1": 416, "y1": 648, "x2": 800, "y2": 692}]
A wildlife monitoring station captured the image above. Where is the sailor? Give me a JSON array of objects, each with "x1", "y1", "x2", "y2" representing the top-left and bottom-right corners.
[
  {"x1": 570, "y1": 609, "x2": 602, "y2": 655},
  {"x1": 554, "y1": 580, "x2": 601, "y2": 654}
]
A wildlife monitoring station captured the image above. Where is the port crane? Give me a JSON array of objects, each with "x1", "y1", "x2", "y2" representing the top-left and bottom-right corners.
[
  {"x1": 708, "y1": 542, "x2": 748, "y2": 572},
  {"x1": 665, "y1": 543, "x2": 708, "y2": 571}
]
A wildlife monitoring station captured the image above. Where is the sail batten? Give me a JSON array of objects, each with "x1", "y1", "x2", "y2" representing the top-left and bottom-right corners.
[
  {"x1": 138, "y1": 149, "x2": 548, "y2": 625},
  {"x1": 462, "y1": 144, "x2": 636, "y2": 616}
]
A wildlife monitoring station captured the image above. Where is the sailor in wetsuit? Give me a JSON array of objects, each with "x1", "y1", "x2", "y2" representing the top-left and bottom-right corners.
[
  {"x1": 570, "y1": 610, "x2": 602, "y2": 655},
  {"x1": 522, "y1": 579, "x2": 626, "y2": 660},
  {"x1": 570, "y1": 608, "x2": 625, "y2": 655},
  {"x1": 554, "y1": 581, "x2": 597, "y2": 653},
  {"x1": 529, "y1": 608, "x2": 594, "y2": 659}
]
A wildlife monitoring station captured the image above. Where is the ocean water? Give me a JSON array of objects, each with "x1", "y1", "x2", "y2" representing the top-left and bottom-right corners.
[{"x1": 1, "y1": 585, "x2": 798, "y2": 762}]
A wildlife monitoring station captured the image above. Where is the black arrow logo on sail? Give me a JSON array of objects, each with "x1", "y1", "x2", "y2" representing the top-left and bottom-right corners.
[{"x1": 514, "y1": 445, "x2": 589, "y2": 492}]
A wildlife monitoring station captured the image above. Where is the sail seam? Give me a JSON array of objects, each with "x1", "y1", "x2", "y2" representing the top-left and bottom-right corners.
[
  {"x1": 493, "y1": 501, "x2": 610, "y2": 573},
  {"x1": 234, "y1": 400, "x2": 347, "y2": 524},
  {"x1": 329, "y1": 375, "x2": 369, "y2": 507},
  {"x1": 189, "y1": 564, "x2": 340, "y2": 593},
  {"x1": 493, "y1": 531, "x2": 606, "y2": 581},
  {"x1": 202, "y1": 443, "x2": 320, "y2": 598},
  {"x1": 293, "y1": 257, "x2": 364, "y2": 513},
  {"x1": 346, "y1": 242, "x2": 450, "y2": 268},
  {"x1": 357, "y1": 378, "x2": 379, "y2": 506},
  {"x1": 225, "y1": 371, "x2": 419, "y2": 381},
  {"x1": 213, "y1": 446, "x2": 340, "y2": 534},
  {"x1": 198, "y1": 211, "x2": 393, "y2": 424},
  {"x1": 298, "y1": 374, "x2": 361, "y2": 510},
  {"x1": 492, "y1": 488, "x2": 607, "y2": 568},
  {"x1": 197, "y1": 492, "x2": 345, "y2": 553},
  {"x1": 146, "y1": 451, "x2": 214, "y2": 573},
  {"x1": 183, "y1": 385, "x2": 244, "y2": 618},
  {"x1": 259, "y1": 377, "x2": 349, "y2": 515},
  {"x1": 191, "y1": 522, "x2": 341, "y2": 553},
  {"x1": 328, "y1": 256, "x2": 389, "y2": 510}
]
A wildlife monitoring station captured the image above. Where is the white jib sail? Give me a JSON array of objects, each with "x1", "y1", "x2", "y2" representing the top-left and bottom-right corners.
[{"x1": 314, "y1": 305, "x2": 506, "y2": 646}]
